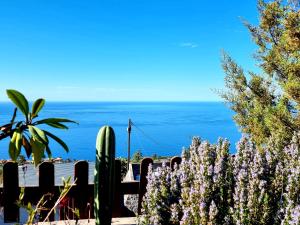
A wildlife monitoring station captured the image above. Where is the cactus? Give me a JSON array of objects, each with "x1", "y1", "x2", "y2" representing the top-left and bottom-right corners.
[{"x1": 94, "y1": 126, "x2": 115, "y2": 225}]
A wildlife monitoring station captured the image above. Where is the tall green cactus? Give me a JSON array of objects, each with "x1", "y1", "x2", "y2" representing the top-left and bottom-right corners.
[{"x1": 94, "y1": 126, "x2": 115, "y2": 225}]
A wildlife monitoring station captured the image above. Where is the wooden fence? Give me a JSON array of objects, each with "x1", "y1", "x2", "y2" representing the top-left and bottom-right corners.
[{"x1": 0, "y1": 156, "x2": 181, "y2": 223}]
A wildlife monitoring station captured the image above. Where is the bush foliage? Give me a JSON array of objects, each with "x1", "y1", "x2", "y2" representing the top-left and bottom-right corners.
[
  {"x1": 221, "y1": 0, "x2": 300, "y2": 148},
  {"x1": 139, "y1": 135, "x2": 300, "y2": 225},
  {"x1": 140, "y1": 1, "x2": 300, "y2": 223}
]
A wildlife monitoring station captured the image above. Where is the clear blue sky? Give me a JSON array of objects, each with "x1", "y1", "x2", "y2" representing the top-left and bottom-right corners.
[{"x1": 0, "y1": 0, "x2": 259, "y2": 101}]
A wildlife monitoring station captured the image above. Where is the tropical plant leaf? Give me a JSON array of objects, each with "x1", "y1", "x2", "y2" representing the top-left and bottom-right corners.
[
  {"x1": 9, "y1": 130, "x2": 22, "y2": 161},
  {"x1": 22, "y1": 136, "x2": 32, "y2": 158},
  {"x1": 45, "y1": 145, "x2": 52, "y2": 158},
  {"x1": 34, "y1": 118, "x2": 78, "y2": 125},
  {"x1": 28, "y1": 125, "x2": 49, "y2": 144},
  {"x1": 44, "y1": 130, "x2": 69, "y2": 153},
  {"x1": 6, "y1": 89, "x2": 29, "y2": 117},
  {"x1": 30, "y1": 138, "x2": 45, "y2": 166},
  {"x1": 31, "y1": 98, "x2": 45, "y2": 118},
  {"x1": 41, "y1": 122, "x2": 69, "y2": 129}
]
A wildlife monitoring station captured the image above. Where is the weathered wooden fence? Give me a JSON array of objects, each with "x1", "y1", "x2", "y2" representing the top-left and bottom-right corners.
[{"x1": 0, "y1": 156, "x2": 181, "y2": 223}]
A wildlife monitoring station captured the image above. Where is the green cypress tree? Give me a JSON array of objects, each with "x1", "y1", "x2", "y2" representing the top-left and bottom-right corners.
[{"x1": 221, "y1": 0, "x2": 300, "y2": 148}]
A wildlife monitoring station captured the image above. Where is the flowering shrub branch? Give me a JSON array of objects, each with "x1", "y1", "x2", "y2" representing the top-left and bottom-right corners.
[{"x1": 139, "y1": 134, "x2": 300, "y2": 225}]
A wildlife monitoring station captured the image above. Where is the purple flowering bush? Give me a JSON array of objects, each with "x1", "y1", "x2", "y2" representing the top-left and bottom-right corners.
[{"x1": 139, "y1": 134, "x2": 300, "y2": 225}]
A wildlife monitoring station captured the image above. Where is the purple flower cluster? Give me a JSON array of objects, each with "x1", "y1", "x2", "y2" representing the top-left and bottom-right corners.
[{"x1": 139, "y1": 134, "x2": 300, "y2": 225}]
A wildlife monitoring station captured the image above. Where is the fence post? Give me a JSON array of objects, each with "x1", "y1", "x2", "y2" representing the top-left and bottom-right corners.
[
  {"x1": 138, "y1": 157, "x2": 153, "y2": 214},
  {"x1": 74, "y1": 160, "x2": 89, "y2": 219},
  {"x1": 170, "y1": 156, "x2": 182, "y2": 170},
  {"x1": 39, "y1": 161, "x2": 55, "y2": 221},
  {"x1": 112, "y1": 159, "x2": 122, "y2": 217},
  {"x1": 3, "y1": 161, "x2": 19, "y2": 223}
]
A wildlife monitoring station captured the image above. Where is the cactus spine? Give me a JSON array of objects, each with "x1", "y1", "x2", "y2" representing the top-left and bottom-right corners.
[{"x1": 94, "y1": 126, "x2": 115, "y2": 225}]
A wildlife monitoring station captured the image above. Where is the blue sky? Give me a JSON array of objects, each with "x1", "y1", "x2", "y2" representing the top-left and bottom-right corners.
[{"x1": 0, "y1": 0, "x2": 259, "y2": 101}]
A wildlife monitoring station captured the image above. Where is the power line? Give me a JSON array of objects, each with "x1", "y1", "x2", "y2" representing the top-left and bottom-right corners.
[
  {"x1": 131, "y1": 121, "x2": 174, "y2": 150},
  {"x1": 133, "y1": 124, "x2": 145, "y2": 151}
]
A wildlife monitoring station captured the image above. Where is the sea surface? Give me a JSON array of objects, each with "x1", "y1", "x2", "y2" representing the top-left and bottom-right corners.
[{"x1": 0, "y1": 102, "x2": 241, "y2": 161}]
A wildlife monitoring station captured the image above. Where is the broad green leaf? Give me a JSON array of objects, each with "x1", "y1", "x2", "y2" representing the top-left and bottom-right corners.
[
  {"x1": 15, "y1": 130, "x2": 22, "y2": 153},
  {"x1": 45, "y1": 145, "x2": 52, "y2": 158},
  {"x1": 28, "y1": 125, "x2": 49, "y2": 144},
  {"x1": 31, "y1": 98, "x2": 45, "y2": 118},
  {"x1": 30, "y1": 138, "x2": 45, "y2": 166},
  {"x1": 34, "y1": 118, "x2": 78, "y2": 125},
  {"x1": 22, "y1": 136, "x2": 32, "y2": 158},
  {"x1": 44, "y1": 130, "x2": 69, "y2": 153},
  {"x1": 9, "y1": 130, "x2": 22, "y2": 161},
  {"x1": 42, "y1": 122, "x2": 68, "y2": 129},
  {"x1": 6, "y1": 89, "x2": 29, "y2": 117}
]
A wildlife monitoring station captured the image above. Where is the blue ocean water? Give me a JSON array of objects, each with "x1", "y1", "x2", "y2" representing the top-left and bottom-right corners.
[{"x1": 0, "y1": 102, "x2": 241, "y2": 161}]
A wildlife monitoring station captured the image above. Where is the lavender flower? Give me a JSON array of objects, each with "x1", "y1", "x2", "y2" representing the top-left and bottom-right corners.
[{"x1": 139, "y1": 133, "x2": 300, "y2": 225}]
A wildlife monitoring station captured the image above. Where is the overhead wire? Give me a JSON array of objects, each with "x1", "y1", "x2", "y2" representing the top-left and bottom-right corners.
[
  {"x1": 132, "y1": 122, "x2": 145, "y2": 152},
  {"x1": 130, "y1": 120, "x2": 174, "y2": 150}
]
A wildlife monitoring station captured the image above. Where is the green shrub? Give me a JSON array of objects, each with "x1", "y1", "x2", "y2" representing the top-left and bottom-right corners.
[{"x1": 139, "y1": 135, "x2": 300, "y2": 225}]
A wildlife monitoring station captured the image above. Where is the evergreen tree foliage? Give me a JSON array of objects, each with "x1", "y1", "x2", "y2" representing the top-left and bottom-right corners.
[{"x1": 221, "y1": 0, "x2": 300, "y2": 148}]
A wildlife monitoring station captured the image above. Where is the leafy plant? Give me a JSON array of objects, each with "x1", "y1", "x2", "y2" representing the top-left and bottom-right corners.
[
  {"x1": 18, "y1": 176, "x2": 78, "y2": 224},
  {"x1": 131, "y1": 150, "x2": 143, "y2": 163},
  {"x1": 0, "y1": 89, "x2": 77, "y2": 166},
  {"x1": 220, "y1": 0, "x2": 300, "y2": 148},
  {"x1": 139, "y1": 134, "x2": 300, "y2": 225}
]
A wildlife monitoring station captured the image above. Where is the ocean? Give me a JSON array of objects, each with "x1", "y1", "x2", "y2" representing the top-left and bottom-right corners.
[{"x1": 0, "y1": 102, "x2": 241, "y2": 161}]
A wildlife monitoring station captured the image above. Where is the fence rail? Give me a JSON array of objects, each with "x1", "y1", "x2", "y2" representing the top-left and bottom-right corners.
[{"x1": 0, "y1": 156, "x2": 181, "y2": 223}]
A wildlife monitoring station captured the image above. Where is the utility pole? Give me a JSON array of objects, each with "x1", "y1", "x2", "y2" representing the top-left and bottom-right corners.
[{"x1": 127, "y1": 118, "x2": 132, "y2": 170}]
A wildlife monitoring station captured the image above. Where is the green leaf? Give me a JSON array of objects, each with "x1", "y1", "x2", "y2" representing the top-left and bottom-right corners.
[
  {"x1": 41, "y1": 122, "x2": 69, "y2": 129},
  {"x1": 30, "y1": 138, "x2": 45, "y2": 166},
  {"x1": 6, "y1": 89, "x2": 29, "y2": 117},
  {"x1": 19, "y1": 187, "x2": 25, "y2": 201},
  {"x1": 28, "y1": 125, "x2": 49, "y2": 144},
  {"x1": 27, "y1": 202, "x2": 32, "y2": 210},
  {"x1": 22, "y1": 136, "x2": 32, "y2": 158},
  {"x1": 9, "y1": 130, "x2": 22, "y2": 161},
  {"x1": 44, "y1": 130, "x2": 69, "y2": 153},
  {"x1": 35, "y1": 118, "x2": 78, "y2": 125},
  {"x1": 31, "y1": 98, "x2": 45, "y2": 118},
  {"x1": 45, "y1": 145, "x2": 52, "y2": 158}
]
